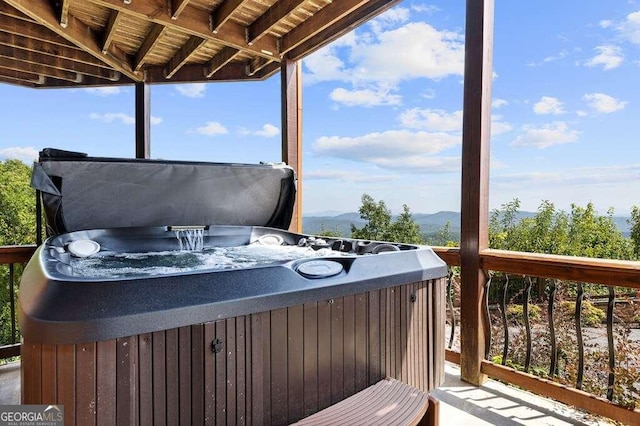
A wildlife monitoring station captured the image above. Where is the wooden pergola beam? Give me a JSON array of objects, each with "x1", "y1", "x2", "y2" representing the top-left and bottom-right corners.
[
  {"x1": 0, "y1": 13, "x2": 78, "y2": 49},
  {"x1": 135, "y1": 82, "x2": 150, "y2": 159},
  {"x1": 86, "y1": 0, "x2": 279, "y2": 60},
  {"x1": 59, "y1": 0, "x2": 70, "y2": 28},
  {"x1": 205, "y1": 46, "x2": 238, "y2": 77},
  {"x1": 134, "y1": 23, "x2": 166, "y2": 71},
  {"x1": 246, "y1": 56, "x2": 270, "y2": 76},
  {"x1": 459, "y1": 0, "x2": 494, "y2": 386},
  {"x1": 280, "y1": 0, "x2": 369, "y2": 54},
  {"x1": 287, "y1": 0, "x2": 400, "y2": 60},
  {"x1": 168, "y1": 0, "x2": 190, "y2": 20},
  {"x1": 0, "y1": 68, "x2": 45, "y2": 85},
  {"x1": 3, "y1": 0, "x2": 140, "y2": 81},
  {"x1": 0, "y1": 44, "x2": 119, "y2": 80},
  {"x1": 209, "y1": 0, "x2": 244, "y2": 34},
  {"x1": 164, "y1": 36, "x2": 207, "y2": 79},
  {"x1": 102, "y1": 9, "x2": 122, "y2": 54},
  {"x1": 0, "y1": 32, "x2": 115, "y2": 70},
  {"x1": 144, "y1": 60, "x2": 277, "y2": 83},
  {"x1": 0, "y1": 56, "x2": 82, "y2": 82},
  {"x1": 246, "y1": 0, "x2": 306, "y2": 44}
]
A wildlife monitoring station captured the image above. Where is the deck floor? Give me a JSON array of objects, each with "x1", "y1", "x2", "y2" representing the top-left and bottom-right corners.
[{"x1": 0, "y1": 361, "x2": 611, "y2": 425}]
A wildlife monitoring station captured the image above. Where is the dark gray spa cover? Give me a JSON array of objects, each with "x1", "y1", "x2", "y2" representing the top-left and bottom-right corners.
[{"x1": 31, "y1": 148, "x2": 296, "y2": 235}]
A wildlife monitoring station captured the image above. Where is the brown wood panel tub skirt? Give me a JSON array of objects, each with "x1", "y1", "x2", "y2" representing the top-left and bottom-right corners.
[{"x1": 21, "y1": 278, "x2": 445, "y2": 425}]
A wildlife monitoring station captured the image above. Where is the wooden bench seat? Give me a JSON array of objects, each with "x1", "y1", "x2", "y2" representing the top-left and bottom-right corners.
[{"x1": 291, "y1": 378, "x2": 439, "y2": 425}]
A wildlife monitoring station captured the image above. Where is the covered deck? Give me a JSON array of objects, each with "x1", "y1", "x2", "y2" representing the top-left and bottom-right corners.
[{"x1": 0, "y1": 0, "x2": 639, "y2": 424}]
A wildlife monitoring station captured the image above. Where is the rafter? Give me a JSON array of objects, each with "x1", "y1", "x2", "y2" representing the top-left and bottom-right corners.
[
  {"x1": 287, "y1": 0, "x2": 400, "y2": 60},
  {"x1": 246, "y1": 0, "x2": 306, "y2": 44},
  {"x1": 86, "y1": 0, "x2": 279, "y2": 60},
  {"x1": 280, "y1": 0, "x2": 369, "y2": 54},
  {"x1": 59, "y1": 0, "x2": 70, "y2": 28},
  {"x1": 146, "y1": 61, "x2": 254, "y2": 83},
  {"x1": 102, "y1": 9, "x2": 122, "y2": 54},
  {"x1": 209, "y1": 0, "x2": 244, "y2": 34},
  {"x1": 246, "y1": 56, "x2": 270, "y2": 76},
  {"x1": 168, "y1": 0, "x2": 190, "y2": 20},
  {"x1": 0, "y1": 68, "x2": 45, "y2": 85},
  {"x1": 3, "y1": 0, "x2": 140, "y2": 81},
  {"x1": 0, "y1": 44, "x2": 120, "y2": 80},
  {"x1": 164, "y1": 36, "x2": 206, "y2": 79},
  {"x1": 0, "y1": 57, "x2": 82, "y2": 82},
  {"x1": 205, "y1": 46, "x2": 238, "y2": 77},
  {"x1": 0, "y1": 13, "x2": 78, "y2": 49},
  {"x1": 134, "y1": 23, "x2": 167, "y2": 71}
]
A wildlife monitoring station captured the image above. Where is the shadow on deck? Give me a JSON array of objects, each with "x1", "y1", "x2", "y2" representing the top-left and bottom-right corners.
[{"x1": 0, "y1": 360, "x2": 612, "y2": 425}]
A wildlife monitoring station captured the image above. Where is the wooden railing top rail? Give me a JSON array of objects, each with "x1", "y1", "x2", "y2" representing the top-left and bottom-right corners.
[
  {"x1": 431, "y1": 246, "x2": 640, "y2": 290},
  {"x1": 0, "y1": 245, "x2": 37, "y2": 264}
]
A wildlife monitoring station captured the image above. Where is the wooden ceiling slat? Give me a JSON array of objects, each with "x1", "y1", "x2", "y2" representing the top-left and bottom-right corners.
[
  {"x1": 246, "y1": 0, "x2": 306, "y2": 44},
  {"x1": 86, "y1": 0, "x2": 279, "y2": 60},
  {"x1": 0, "y1": 44, "x2": 120, "y2": 80},
  {"x1": 0, "y1": 13, "x2": 78, "y2": 49},
  {"x1": 3, "y1": 0, "x2": 140, "y2": 81},
  {"x1": 164, "y1": 35, "x2": 207, "y2": 78},
  {"x1": 205, "y1": 45, "x2": 238, "y2": 77},
  {"x1": 146, "y1": 61, "x2": 250, "y2": 83},
  {"x1": 280, "y1": 0, "x2": 369, "y2": 54},
  {"x1": 59, "y1": 0, "x2": 71, "y2": 28},
  {"x1": 102, "y1": 9, "x2": 122, "y2": 53},
  {"x1": 135, "y1": 23, "x2": 167, "y2": 71},
  {"x1": 209, "y1": 0, "x2": 244, "y2": 34},
  {"x1": 169, "y1": 0, "x2": 191, "y2": 20},
  {"x1": 0, "y1": 68, "x2": 45, "y2": 84},
  {"x1": 287, "y1": 0, "x2": 399, "y2": 60},
  {"x1": 0, "y1": 32, "x2": 113, "y2": 69},
  {"x1": 0, "y1": 57, "x2": 82, "y2": 82}
]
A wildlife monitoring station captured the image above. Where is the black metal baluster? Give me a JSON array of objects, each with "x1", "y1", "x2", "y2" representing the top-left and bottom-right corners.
[
  {"x1": 447, "y1": 268, "x2": 456, "y2": 350},
  {"x1": 484, "y1": 271, "x2": 493, "y2": 359},
  {"x1": 523, "y1": 275, "x2": 532, "y2": 373},
  {"x1": 575, "y1": 282, "x2": 585, "y2": 390},
  {"x1": 501, "y1": 274, "x2": 510, "y2": 365},
  {"x1": 9, "y1": 263, "x2": 16, "y2": 344},
  {"x1": 548, "y1": 279, "x2": 558, "y2": 379},
  {"x1": 606, "y1": 286, "x2": 616, "y2": 401}
]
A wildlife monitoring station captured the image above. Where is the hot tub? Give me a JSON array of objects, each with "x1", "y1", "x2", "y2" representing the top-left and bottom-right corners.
[{"x1": 21, "y1": 150, "x2": 447, "y2": 425}]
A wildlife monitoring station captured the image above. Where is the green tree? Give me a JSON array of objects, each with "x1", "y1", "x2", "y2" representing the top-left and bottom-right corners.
[
  {"x1": 629, "y1": 206, "x2": 640, "y2": 259},
  {"x1": 0, "y1": 160, "x2": 36, "y2": 245},
  {"x1": 351, "y1": 194, "x2": 423, "y2": 244}
]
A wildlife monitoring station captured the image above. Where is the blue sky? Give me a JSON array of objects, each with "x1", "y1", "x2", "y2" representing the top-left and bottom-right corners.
[{"x1": 1, "y1": 0, "x2": 639, "y2": 216}]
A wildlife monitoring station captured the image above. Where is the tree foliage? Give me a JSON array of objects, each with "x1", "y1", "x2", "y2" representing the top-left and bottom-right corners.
[
  {"x1": 351, "y1": 194, "x2": 423, "y2": 244},
  {"x1": 0, "y1": 160, "x2": 36, "y2": 245},
  {"x1": 629, "y1": 206, "x2": 640, "y2": 259}
]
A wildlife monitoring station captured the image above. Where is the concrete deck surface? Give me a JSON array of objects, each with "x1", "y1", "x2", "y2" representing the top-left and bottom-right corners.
[{"x1": 0, "y1": 361, "x2": 613, "y2": 425}]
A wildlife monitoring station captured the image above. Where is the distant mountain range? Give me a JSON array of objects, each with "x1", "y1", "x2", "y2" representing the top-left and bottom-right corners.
[{"x1": 302, "y1": 211, "x2": 632, "y2": 239}]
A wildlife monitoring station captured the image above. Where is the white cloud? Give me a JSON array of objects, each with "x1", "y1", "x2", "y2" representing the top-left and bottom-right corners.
[
  {"x1": 90, "y1": 112, "x2": 134, "y2": 124},
  {"x1": 576, "y1": 110, "x2": 589, "y2": 117},
  {"x1": 305, "y1": 22, "x2": 464, "y2": 85},
  {"x1": 584, "y1": 45, "x2": 624, "y2": 70},
  {"x1": 533, "y1": 96, "x2": 565, "y2": 115},
  {"x1": 492, "y1": 98, "x2": 508, "y2": 109},
  {"x1": 305, "y1": 169, "x2": 399, "y2": 183},
  {"x1": 89, "y1": 112, "x2": 162, "y2": 125},
  {"x1": 238, "y1": 124, "x2": 279, "y2": 137},
  {"x1": 399, "y1": 108, "x2": 462, "y2": 132},
  {"x1": 0, "y1": 146, "x2": 38, "y2": 163},
  {"x1": 527, "y1": 50, "x2": 568, "y2": 67},
  {"x1": 583, "y1": 93, "x2": 627, "y2": 113},
  {"x1": 369, "y1": 7, "x2": 410, "y2": 32},
  {"x1": 195, "y1": 121, "x2": 228, "y2": 136},
  {"x1": 84, "y1": 87, "x2": 122, "y2": 96},
  {"x1": 422, "y1": 89, "x2": 436, "y2": 99},
  {"x1": 493, "y1": 164, "x2": 640, "y2": 187},
  {"x1": 510, "y1": 122, "x2": 579, "y2": 149},
  {"x1": 411, "y1": 5, "x2": 441, "y2": 14},
  {"x1": 330, "y1": 87, "x2": 402, "y2": 107},
  {"x1": 175, "y1": 83, "x2": 206, "y2": 98},
  {"x1": 617, "y1": 10, "x2": 640, "y2": 44},
  {"x1": 599, "y1": 20, "x2": 613, "y2": 28},
  {"x1": 491, "y1": 116, "x2": 513, "y2": 136}
]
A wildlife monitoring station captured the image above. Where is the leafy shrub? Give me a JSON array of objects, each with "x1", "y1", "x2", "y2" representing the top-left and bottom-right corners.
[
  {"x1": 560, "y1": 300, "x2": 605, "y2": 326},
  {"x1": 506, "y1": 304, "x2": 542, "y2": 323}
]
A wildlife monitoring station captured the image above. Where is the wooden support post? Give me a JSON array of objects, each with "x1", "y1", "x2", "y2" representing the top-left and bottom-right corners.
[
  {"x1": 135, "y1": 82, "x2": 150, "y2": 159},
  {"x1": 280, "y1": 58, "x2": 302, "y2": 233},
  {"x1": 459, "y1": 0, "x2": 494, "y2": 386}
]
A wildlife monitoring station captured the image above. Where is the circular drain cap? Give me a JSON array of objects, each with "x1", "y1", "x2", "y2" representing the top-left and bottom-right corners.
[
  {"x1": 67, "y1": 239, "x2": 100, "y2": 257},
  {"x1": 297, "y1": 260, "x2": 344, "y2": 279}
]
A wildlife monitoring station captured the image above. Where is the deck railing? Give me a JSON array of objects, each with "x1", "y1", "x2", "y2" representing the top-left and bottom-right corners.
[
  {"x1": 0, "y1": 245, "x2": 36, "y2": 360},
  {"x1": 433, "y1": 246, "x2": 640, "y2": 425}
]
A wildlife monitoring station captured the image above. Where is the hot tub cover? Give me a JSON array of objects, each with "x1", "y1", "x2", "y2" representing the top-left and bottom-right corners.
[{"x1": 31, "y1": 148, "x2": 296, "y2": 236}]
